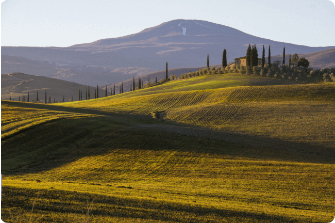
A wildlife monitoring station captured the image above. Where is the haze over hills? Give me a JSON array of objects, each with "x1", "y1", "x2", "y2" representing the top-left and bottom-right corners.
[{"x1": 2, "y1": 19, "x2": 335, "y2": 86}]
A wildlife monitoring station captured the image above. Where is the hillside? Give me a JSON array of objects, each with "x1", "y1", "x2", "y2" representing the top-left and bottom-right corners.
[
  {"x1": 1, "y1": 72, "x2": 103, "y2": 102},
  {"x1": 1, "y1": 55, "x2": 157, "y2": 86},
  {"x1": 265, "y1": 47, "x2": 335, "y2": 69},
  {"x1": 2, "y1": 72, "x2": 335, "y2": 222}
]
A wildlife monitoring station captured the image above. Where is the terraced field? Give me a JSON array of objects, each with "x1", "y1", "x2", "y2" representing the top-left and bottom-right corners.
[{"x1": 2, "y1": 73, "x2": 335, "y2": 222}]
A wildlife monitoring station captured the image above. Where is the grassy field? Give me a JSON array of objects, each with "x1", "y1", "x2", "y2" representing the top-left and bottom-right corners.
[{"x1": 2, "y1": 73, "x2": 335, "y2": 222}]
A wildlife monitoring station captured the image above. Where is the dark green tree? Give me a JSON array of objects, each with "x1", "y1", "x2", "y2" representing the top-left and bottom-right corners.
[
  {"x1": 282, "y1": 47, "x2": 286, "y2": 65},
  {"x1": 96, "y1": 85, "x2": 99, "y2": 98},
  {"x1": 113, "y1": 84, "x2": 115, "y2": 95},
  {"x1": 133, "y1": 77, "x2": 135, "y2": 91},
  {"x1": 36, "y1": 91, "x2": 39, "y2": 102},
  {"x1": 298, "y1": 57, "x2": 309, "y2": 68},
  {"x1": 262, "y1": 45, "x2": 265, "y2": 67},
  {"x1": 95, "y1": 89, "x2": 96, "y2": 98},
  {"x1": 79, "y1": 89, "x2": 81, "y2": 101},
  {"x1": 207, "y1": 54, "x2": 209, "y2": 68},
  {"x1": 291, "y1": 53, "x2": 299, "y2": 67},
  {"x1": 251, "y1": 44, "x2": 258, "y2": 66},
  {"x1": 246, "y1": 44, "x2": 252, "y2": 67},
  {"x1": 81, "y1": 91, "x2": 82, "y2": 101},
  {"x1": 27, "y1": 92, "x2": 29, "y2": 102},
  {"x1": 138, "y1": 77, "x2": 141, "y2": 90},
  {"x1": 45, "y1": 90, "x2": 47, "y2": 104},
  {"x1": 88, "y1": 86, "x2": 90, "y2": 99},
  {"x1": 268, "y1": 45, "x2": 271, "y2": 68},
  {"x1": 86, "y1": 89, "x2": 87, "y2": 100},
  {"x1": 222, "y1": 49, "x2": 227, "y2": 68},
  {"x1": 166, "y1": 62, "x2": 168, "y2": 80},
  {"x1": 105, "y1": 85, "x2": 107, "y2": 97}
]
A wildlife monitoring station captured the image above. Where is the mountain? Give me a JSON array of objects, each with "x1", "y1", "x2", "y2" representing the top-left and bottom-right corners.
[{"x1": 2, "y1": 19, "x2": 335, "y2": 86}]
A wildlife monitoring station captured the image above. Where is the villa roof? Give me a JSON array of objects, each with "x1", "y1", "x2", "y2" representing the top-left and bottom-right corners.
[{"x1": 235, "y1": 56, "x2": 262, "y2": 60}]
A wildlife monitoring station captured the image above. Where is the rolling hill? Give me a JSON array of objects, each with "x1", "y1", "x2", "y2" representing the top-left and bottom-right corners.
[{"x1": 2, "y1": 71, "x2": 334, "y2": 222}]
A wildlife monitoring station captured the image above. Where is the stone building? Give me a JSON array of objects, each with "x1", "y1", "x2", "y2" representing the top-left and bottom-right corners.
[{"x1": 234, "y1": 56, "x2": 263, "y2": 67}]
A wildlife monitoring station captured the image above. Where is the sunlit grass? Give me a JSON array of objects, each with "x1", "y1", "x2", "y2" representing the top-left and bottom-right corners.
[{"x1": 2, "y1": 73, "x2": 335, "y2": 222}]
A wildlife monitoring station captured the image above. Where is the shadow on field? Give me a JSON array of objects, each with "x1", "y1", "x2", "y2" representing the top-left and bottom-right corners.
[
  {"x1": 2, "y1": 186, "x2": 304, "y2": 223},
  {"x1": 2, "y1": 100, "x2": 334, "y2": 176}
]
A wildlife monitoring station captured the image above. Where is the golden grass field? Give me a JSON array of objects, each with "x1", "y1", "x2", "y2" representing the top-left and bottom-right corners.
[{"x1": 2, "y1": 73, "x2": 335, "y2": 222}]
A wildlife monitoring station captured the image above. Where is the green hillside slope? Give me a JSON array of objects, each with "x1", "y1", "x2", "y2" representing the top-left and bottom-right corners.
[{"x1": 2, "y1": 73, "x2": 335, "y2": 222}]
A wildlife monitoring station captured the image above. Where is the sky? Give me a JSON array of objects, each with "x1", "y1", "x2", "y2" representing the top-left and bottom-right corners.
[{"x1": 1, "y1": 0, "x2": 335, "y2": 47}]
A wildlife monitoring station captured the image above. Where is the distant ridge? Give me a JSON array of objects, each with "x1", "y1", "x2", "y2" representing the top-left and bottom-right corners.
[{"x1": 2, "y1": 19, "x2": 335, "y2": 86}]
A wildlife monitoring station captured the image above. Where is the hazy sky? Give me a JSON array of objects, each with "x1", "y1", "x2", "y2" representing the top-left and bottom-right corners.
[{"x1": 1, "y1": 0, "x2": 335, "y2": 47}]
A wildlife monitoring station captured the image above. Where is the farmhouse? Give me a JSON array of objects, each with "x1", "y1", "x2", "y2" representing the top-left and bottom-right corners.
[{"x1": 234, "y1": 56, "x2": 263, "y2": 67}]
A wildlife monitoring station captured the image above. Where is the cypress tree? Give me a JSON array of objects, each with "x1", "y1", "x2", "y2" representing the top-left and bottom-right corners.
[
  {"x1": 54, "y1": 98, "x2": 55, "y2": 103},
  {"x1": 289, "y1": 54, "x2": 292, "y2": 67},
  {"x1": 19, "y1": 96, "x2": 20, "y2": 101},
  {"x1": 262, "y1": 45, "x2": 265, "y2": 67},
  {"x1": 133, "y1": 77, "x2": 135, "y2": 91},
  {"x1": 87, "y1": 86, "x2": 90, "y2": 99},
  {"x1": 45, "y1": 90, "x2": 47, "y2": 104},
  {"x1": 86, "y1": 90, "x2": 87, "y2": 100},
  {"x1": 79, "y1": 89, "x2": 81, "y2": 101},
  {"x1": 251, "y1": 44, "x2": 258, "y2": 67},
  {"x1": 113, "y1": 84, "x2": 115, "y2": 95},
  {"x1": 81, "y1": 91, "x2": 82, "y2": 101},
  {"x1": 27, "y1": 92, "x2": 29, "y2": 102},
  {"x1": 246, "y1": 44, "x2": 251, "y2": 67},
  {"x1": 166, "y1": 62, "x2": 168, "y2": 80},
  {"x1": 95, "y1": 89, "x2": 96, "y2": 98},
  {"x1": 105, "y1": 85, "x2": 107, "y2": 97},
  {"x1": 96, "y1": 85, "x2": 99, "y2": 98},
  {"x1": 138, "y1": 77, "x2": 141, "y2": 90},
  {"x1": 222, "y1": 49, "x2": 227, "y2": 68},
  {"x1": 36, "y1": 91, "x2": 39, "y2": 102},
  {"x1": 283, "y1": 47, "x2": 286, "y2": 65},
  {"x1": 268, "y1": 45, "x2": 271, "y2": 68},
  {"x1": 207, "y1": 54, "x2": 209, "y2": 68},
  {"x1": 142, "y1": 80, "x2": 143, "y2": 89}
]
